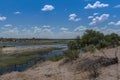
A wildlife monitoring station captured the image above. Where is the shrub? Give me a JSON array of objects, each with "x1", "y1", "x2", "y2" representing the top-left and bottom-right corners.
[
  {"x1": 50, "y1": 55, "x2": 63, "y2": 61},
  {"x1": 64, "y1": 50, "x2": 79, "y2": 60},
  {"x1": 67, "y1": 41, "x2": 77, "y2": 50},
  {"x1": 83, "y1": 45, "x2": 96, "y2": 53}
]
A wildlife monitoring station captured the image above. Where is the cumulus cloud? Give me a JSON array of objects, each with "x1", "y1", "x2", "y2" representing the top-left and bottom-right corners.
[
  {"x1": 114, "y1": 5, "x2": 120, "y2": 8},
  {"x1": 108, "y1": 21, "x2": 120, "y2": 26},
  {"x1": 0, "y1": 16, "x2": 7, "y2": 21},
  {"x1": 4, "y1": 24, "x2": 13, "y2": 27},
  {"x1": 89, "y1": 14, "x2": 109, "y2": 25},
  {"x1": 69, "y1": 13, "x2": 81, "y2": 22},
  {"x1": 14, "y1": 11, "x2": 21, "y2": 14},
  {"x1": 84, "y1": 1, "x2": 109, "y2": 9},
  {"x1": 33, "y1": 26, "x2": 42, "y2": 34},
  {"x1": 42, "y1": 25, "x2": 50, "y2": 28},
  {"x1": 88, "y1": 13, "x2": 98, "y2": 19},
  {"x1": 41, "y1": 5, "x2": 55, "y2": 11},
  {"x1": 93, "y1": 13, "x2": 98, "y2": 16},
  {"x1": 43, "y1": 28, "x2": 52, "y2": 32},
  {"x1": 74, "y1": 26, "x2": 87, "y2": 32},
  {"x1": 0, "y1": 25, "x2": 119, "y2": 39},
  {"x1": 88, "y1": 16, "x2": 93, "y2": 19},
  {"x1": 60, "y1": 27, "x2": 69, "y2": 32}
]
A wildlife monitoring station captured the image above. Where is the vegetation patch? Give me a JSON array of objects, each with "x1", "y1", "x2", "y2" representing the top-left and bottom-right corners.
[
  {"x1": 49, "y1": 55, "x2": 63, "y2": 61},
  {"x1": 0, "y1": 47, "x2": 61, "y2": 69}
]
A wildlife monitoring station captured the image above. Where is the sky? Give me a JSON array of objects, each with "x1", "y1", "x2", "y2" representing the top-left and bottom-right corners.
[{"x1": 0, "y1": 0, "x2": 120, "y2": 39}]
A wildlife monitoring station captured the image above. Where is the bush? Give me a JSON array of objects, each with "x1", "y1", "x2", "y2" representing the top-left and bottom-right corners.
[
  {"x1": 83, "y1": 45, "x2": 96, "y2": 53},
  {"x1": 67, "y1": 41, "x2": 77, "y2": 50},
  {"x1": 50, "y1": 55, "x2": 63, "y2": 61},
  {"x1": 64, "y1": 50, "x2": 79, "y2": 60}
]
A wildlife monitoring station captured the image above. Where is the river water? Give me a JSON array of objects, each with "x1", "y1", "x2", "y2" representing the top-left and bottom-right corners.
[{"x1": 0, "y1": 43, "x2": 67, "y2": 75}]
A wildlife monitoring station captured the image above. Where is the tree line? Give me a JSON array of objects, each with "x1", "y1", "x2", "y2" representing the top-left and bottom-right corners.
[{"x1": 68, "y1": 29, "x2": 120, "y2": 51}]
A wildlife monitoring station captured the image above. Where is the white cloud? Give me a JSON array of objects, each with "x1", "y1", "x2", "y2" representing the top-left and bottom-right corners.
[
  {"x1": 0, "y1": 25, "x2": 119, "y2": 39},
  {"x1": 108, "y1": 22, "x2": 115, "y2": 25},
  {"x1": 42, "y1": 25, "x2": 50, "y2": 28},
  {"x1": 41, "y1": 5, "x2": 55, "y2": 11},
  {"x1": 43, "y1": 28, "x2": 52, "y2": 32},
  {"x1": 114, "y1": 5, "x2": 120, "y2": 8},
  {"x1": 88, "y1": 16, "x2": 93, "y2": 19},
  {"x1": 60, "y1": 27, "x2": 69, "y2": 32},
  {"x1": 4, "y1": 24, "x2": 13, "y2": 27},
  {"x1": 74, "y1": 26, "x2": 87, "y2": 32},
  {"x1": 69, "y1": 13, "x2": 81, "y2": 22},
  {"x1": 89, "y1": 14, "x2": 109, "y2": 25},
  {"x1": 88, "y1": 13, "x2": 98, "y2": 19},
  {"x1": 33, "y1": 26, "x2": 42, "y2": 34},
  {"x1": 84, "y1": 1, "x2": 109, "y2": 9},
  {"x1": 14, "y1": 11, "x2": 21, "y2": 14},
  {"x1": 108, "y1": 21, "x2": 120, "y2": 26},
  {"x1": 93, "y1": 13, "x2": 98, "y2": 16},
  {"x1": 0, "y1": 16, "x2": 7, "y2": 21},
  {"x1": 116, "y1": 21, "x2": 120, "y2": 26}
]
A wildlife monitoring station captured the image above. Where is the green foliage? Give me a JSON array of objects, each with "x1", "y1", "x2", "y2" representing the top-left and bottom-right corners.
[
  {"x1": 0, "y1": 47, "x2": 60, "y2": 69},
  {"x1": 67, "y1": 41, "x2": 77, "y2": 50},
  {"x1": 75, "y1": 36, "x2": 81, "y2": 49},
  {"x1": 64, "y1": 50, "x2": 79, "y2": 60},
  {"x1": 83, "y1": 45, "x2": 96, "y2": 53},
  {"x1": 50, "y1": 55, "x2": 63, "y2": 61},
  {"x1": 105, "y1": 33, "x2": 120, "y2": 47},
  {"x1": 81, "y1": 30, "x2": 104, "y2": 47},
  {"x1": 67, "y1": 29, "x2": 120, "y2": 52},
  {"x1": 98, "y1": 40, "x2": 110, "y2": 49}
]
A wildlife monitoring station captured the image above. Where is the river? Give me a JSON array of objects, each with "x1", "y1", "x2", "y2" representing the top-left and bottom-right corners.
[{"x1": 0, "y1": 43, "x2": 67, "y2": 75}]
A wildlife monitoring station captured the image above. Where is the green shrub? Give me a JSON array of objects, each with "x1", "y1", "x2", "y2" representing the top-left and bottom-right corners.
[
  {"x1": 50, "y1": 55, "x2": 63, "y2": 61},
  {"x1": 83, "y1": 45, "x2": 96, "y2": 53},
  {"x1": 64, "y1": 50, "x2": 79, "y2": 60},
  {"x1": 67, "y1": 41, "x2": 77, "y2": 50}
]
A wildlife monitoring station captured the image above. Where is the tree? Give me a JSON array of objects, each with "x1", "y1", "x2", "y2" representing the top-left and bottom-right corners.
[
  {"x1": 105, "y1": 33, "x2": 120, "y2": 47},
  {"x1": 81, "y1": 30, "x2": 104, "y2": 48}
]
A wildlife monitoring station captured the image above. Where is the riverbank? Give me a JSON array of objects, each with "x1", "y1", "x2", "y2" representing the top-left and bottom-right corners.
[
  {"x1": 1, "y1": 46, "x2": 51, "y2": 54},
  {"x1": 0, "y1": 45, "x2": 63, "y2": 75},
  {"x1": 0, "y1": 44, "x2": 66, "y2": 54},
  {"x1": 0, "y1": 46, "x2": 119, "y2": 80}
]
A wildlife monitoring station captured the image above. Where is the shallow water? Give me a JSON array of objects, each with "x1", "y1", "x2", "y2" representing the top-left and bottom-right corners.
[
  {"x1": 0, "y1": 44, "x2": 67, "y2": 75},
  {"x1": 0, "y1": 43, "x2": 67, "y2": 47}
]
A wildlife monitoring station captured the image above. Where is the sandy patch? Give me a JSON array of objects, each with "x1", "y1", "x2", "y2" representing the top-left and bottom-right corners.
[{"x1": 1, "y1": 46, "x2": 50, "y2": 54}]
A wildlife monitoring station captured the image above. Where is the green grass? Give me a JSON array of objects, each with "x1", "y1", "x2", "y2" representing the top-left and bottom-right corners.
[
  {"x1": 0, "y1": 47, "x2": 61, "y2": 69},
  {"x1": 0, "y1": 39, "x2": 70, "y2": 45}
]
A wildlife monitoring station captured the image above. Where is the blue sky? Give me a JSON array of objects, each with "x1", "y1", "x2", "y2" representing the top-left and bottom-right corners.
[{"x1": 0, "y1": 0, "x2": 120, "y2": 39}]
